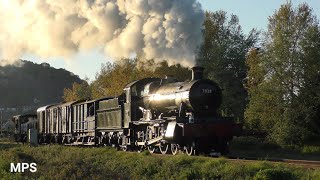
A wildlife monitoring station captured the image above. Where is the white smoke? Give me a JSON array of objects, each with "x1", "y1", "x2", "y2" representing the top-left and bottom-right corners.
[{"x1": 0, "y1": 0, "x2": 204, "y2": 66}]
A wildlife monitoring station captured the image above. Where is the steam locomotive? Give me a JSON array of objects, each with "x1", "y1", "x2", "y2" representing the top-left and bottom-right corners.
[{"x1": 13, "y1": 67, "x2": 241, "y2": 155}]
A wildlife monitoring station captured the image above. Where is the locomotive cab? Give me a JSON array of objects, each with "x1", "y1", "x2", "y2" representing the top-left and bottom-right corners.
[{"x1": 122, "y1": 78, "x2": 161, "y2": 124}]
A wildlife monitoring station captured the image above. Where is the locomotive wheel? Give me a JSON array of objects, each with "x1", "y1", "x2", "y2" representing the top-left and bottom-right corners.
[
  {"x1": 118, "y1": 135, "x2": 127, "y2": 151},
  {"x1": 159, "y1": 144, "x2": 169, "y2": 154},
  {"x1": 121, "y1": 145, "x2": 128, "y2": 151},
  {"x1": 171, "y1": 144, "x2": 179, "y2": 155},
  {"x1": 147, "y1": 146, "x2": 156, "y2": 154},
  {"x1": 185, "y1": 145, "x2": 195, "y2": 156}
]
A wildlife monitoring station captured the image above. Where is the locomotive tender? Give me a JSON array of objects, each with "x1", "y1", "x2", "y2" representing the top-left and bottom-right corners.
[{"x1": 14, "y1": 67, "x2": 241, "y2": 155}]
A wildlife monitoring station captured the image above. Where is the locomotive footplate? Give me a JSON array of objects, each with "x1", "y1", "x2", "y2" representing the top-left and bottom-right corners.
[{"x1": 132, "y1": 119, "x2": 166, "y2": 125}]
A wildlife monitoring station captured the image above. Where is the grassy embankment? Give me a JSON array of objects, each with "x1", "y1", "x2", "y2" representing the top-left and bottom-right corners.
[
  {"x1": 0, "y1": 138, "x2": 320, "y2": 180},
  {"x1": 230, "y1": 136, "x2": 320, "y2": 161}
]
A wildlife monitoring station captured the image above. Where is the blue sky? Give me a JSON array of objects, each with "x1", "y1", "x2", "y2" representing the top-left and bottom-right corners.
[
  {"x1": 23, "y1": 0, "x2": 320, "y2": 81},
  {"x1": 198, "y1": 0, "x2": 320, "y2": 34}
]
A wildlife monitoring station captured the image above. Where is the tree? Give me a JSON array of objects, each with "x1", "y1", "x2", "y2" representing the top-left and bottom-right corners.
[
  {"x1": 197, "y1": 11, "x2": 259, "y2": 122},
  {"x1": 91, "y1": 58, "x2": 190, "y2": 99},
  {"x1": 91, "y1": 59, "x2": 146, "y2": 98},
  {"x1": 245, "y1": 48, "x2": 284, "y2": 135},
  {"x1": 296, "y1": 19, "x2": 320, "y2": 138},
  {"x1": 245, "y1": 3, "x2": 320, "y2": 145},
  {"x1": 63, "y1": 79, "x2": 91, "y2": 102}
]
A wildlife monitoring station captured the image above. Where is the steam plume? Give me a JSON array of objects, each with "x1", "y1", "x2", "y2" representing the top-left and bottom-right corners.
[{"x1": 0, "y1": 0, "x2": 204, "y2": 66}]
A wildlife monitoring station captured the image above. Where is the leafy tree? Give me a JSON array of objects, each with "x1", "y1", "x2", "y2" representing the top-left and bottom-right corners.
[
  {"x1": 245, "y1": 3, "x2": 320, "y2": 145},
  {"x1": 91, "y1": 59, "x2": 190, "y2": 99},
  {"x1": 245, "y1": 48, "x2": 285, "y2": 136},
  {"x1": 91, "y1": 59, "x2": 146, "y2": 98},
  {"x1": 63, "y1": 79, "x2": 91, "y2": 102},
  {"x1": 296, "y1": 17, "x2": 320, "y2": 138},
  {"x1": 197, "y1": 11, "x2": 259, "y2": 122}
]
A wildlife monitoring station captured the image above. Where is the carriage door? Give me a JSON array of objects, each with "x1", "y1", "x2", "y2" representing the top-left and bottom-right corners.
[{"x1": 123, "y1": 87, "x2": 131, "y2": 128}]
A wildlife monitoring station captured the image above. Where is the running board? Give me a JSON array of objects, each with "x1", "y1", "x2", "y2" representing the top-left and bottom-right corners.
[
  {"x1": 69, "y1": 142, "x2": 95, "y2": 146},
  {"x1": 133, "y1": 136, "x2": 164, "y2": 146},
  {"x1": 136, "y1": 142, "x2": 146, "y2": 146},
  {"x1": 146, "y1": 136, "x2": 163, "y2": 145}
]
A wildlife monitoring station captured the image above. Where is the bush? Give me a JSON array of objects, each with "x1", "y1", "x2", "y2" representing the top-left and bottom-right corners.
[
  {"x1": 254, "y1": 169, "x2": 297, "y2": 180},
  {"x1": 302, "y1": 145, "x2": 320, "y2": 154},
  {"x1": 270, "y1": 120, "x2": 309, "y2": 147}
]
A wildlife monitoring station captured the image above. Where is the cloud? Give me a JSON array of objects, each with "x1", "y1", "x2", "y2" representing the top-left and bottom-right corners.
[{"x1": 0, "y1": 0, "x2": 204, "y2": 66}]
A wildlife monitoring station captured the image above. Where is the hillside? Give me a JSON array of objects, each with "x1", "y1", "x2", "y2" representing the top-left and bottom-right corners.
[{"x1": 0, "y1": 60, "x2": 83, "y2": 119}]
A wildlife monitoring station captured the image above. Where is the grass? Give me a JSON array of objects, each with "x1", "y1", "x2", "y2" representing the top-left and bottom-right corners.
[
  {"x1": 1, "y1": 138, "x2": 320, "y2": 179},
  {"x1": 230, "y1": 136, "x2": 320, "y2": 161}
]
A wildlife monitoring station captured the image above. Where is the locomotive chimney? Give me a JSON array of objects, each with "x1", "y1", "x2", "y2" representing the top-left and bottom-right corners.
[{"x1": 191, "y1": 66, "x2": 204, "y2": 80}]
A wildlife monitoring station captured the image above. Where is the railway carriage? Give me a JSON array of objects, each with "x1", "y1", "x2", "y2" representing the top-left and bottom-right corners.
[
  {"x1": 12, "y1": 114, "x2": 37, "y2": 143},
  {"x1": 60, "y1": 101, "x2": 77, "y2": 143},
  {"x1": 37, "y1": 104, "x2": 56, "y2": 143}
]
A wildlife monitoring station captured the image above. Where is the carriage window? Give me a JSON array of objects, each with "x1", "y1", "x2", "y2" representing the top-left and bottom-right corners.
[
  {"x1": 87, "y1": 104, "x2": 94, "y2": 117},
  {"x1": 53, "y1": 109, "x2": 57, "y2": 120},
  {"x1": 131, "y1": 86, "x2": 137, "y2": 97}
]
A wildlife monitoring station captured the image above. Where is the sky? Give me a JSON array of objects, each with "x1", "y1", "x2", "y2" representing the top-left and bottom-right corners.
[{"x1": 21, "y1": 0, "x2": 320, "y2": 81}]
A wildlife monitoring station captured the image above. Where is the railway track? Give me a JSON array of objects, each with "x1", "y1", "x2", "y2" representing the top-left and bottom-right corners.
[
  {"x1": 149, "y1": 149, "x2": 320, "y2": 168},
  {"x1": 220, "y1": 155, "x2": 320, "y2": 168}
]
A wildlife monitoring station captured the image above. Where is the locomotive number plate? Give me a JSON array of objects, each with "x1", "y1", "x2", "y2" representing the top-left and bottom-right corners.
[{"x1": 202, "y1": 89, "x2": 213, "y2": 94}]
